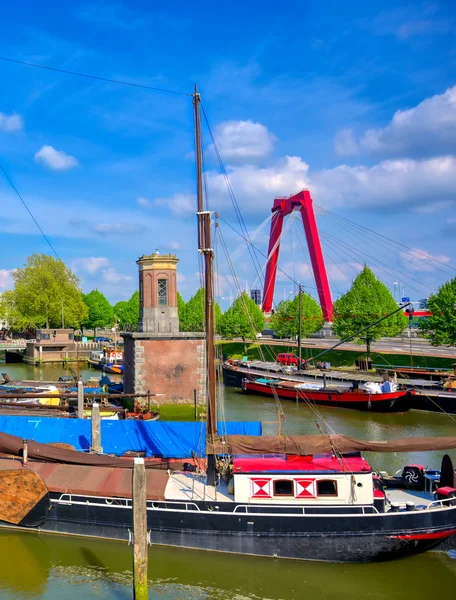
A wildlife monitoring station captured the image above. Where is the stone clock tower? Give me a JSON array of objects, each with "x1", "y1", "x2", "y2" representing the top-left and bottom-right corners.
[{"x1": 122, "y1": 251, "x2": 205, "y2": 405}]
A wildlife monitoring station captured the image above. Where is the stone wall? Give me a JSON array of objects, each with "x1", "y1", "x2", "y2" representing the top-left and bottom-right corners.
[{"x1": 123, "y1": 332, "x2": 206, "y2": 404}]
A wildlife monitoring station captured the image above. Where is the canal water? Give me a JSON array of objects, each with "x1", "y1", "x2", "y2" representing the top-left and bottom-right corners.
[{"x1": 0, "y1": 362, "x2": 455, "y2": 599}]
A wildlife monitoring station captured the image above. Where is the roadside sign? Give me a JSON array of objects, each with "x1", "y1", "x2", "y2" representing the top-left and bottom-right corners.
[{"x1": 401, "y1": 297, "x2": 410, "y2": 303}]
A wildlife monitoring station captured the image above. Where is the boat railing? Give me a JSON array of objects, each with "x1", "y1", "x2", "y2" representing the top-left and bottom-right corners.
[
  {"x1": 57, "y1": 494, "x2": 132, "y2": 507},
  {"x1": 233, "y1": 504, "x2": 379, "y2": 515},
  {"x1": 425, "y1": 497, "x2": 456, "y2": 510}
]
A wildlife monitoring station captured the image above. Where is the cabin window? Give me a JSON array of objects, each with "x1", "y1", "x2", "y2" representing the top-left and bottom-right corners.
[
  {"x1": 273, "y1": 479, "x2": 294, "y2": 496},
  {"x1": 158, "y1": 279, "x2": 168, "y2": 306},
  {"x1": 316, "y1": 480, "x2": 338, "y2": 496}
]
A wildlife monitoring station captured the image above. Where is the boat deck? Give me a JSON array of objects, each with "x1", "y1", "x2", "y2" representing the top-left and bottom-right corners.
[
  {"x1": 165, "y1": 472, "x2": 234, "y2": 502},
  {"x1": 385, "y1": 489, "x2": 436, "y2": 508}
]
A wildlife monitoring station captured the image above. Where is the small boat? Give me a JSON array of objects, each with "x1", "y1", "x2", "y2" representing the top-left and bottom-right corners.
[
  {"x1": 87, "y1": 350, "x2": 104, "y2": 369},
  {"x1": 102, "y1": 362, "x2": 123, "y2": 375},
  {"x1": 0, "y1": 384, "x2": 61, "y2": 406},
  {"x1": 241, "y1": 377, "x2": 411, "y2": 412}
]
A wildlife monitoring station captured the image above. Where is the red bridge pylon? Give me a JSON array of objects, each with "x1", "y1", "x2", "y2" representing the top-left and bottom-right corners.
[{"x1": 262, "y1": 189, "x2": 333, "y2": 321}]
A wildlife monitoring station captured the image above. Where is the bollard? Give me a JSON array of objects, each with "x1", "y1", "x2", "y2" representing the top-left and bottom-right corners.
[
  {"x1": 91, "y1": 402, "x2": 102, "y2": 453},
  {"x1": 77, "y1": 380, "x2": 84, "y2": 419},
  {"x1": 132, "y1": 457, "x2": 148, "y2": 600}
]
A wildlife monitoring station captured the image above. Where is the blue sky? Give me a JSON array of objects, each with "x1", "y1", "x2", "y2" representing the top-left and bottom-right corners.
[{"x1": 0, "y1": 0, "x2": 455, "y2": 308}]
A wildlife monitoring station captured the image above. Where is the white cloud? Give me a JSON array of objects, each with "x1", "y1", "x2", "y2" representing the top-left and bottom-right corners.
[
  {"x1": 400, "y1": 248, "x2": 451, "y2": 273},
  {"x1": 312, "y1": 156, "x2": 456, "y2": 210},
  {"x1": 73, "y1": 257, "x2": 110, "y2": 274},
  {"x1": 0, "y1": 112, "x2": 23, "y2": 132},
  {"x1": 207, "y1": 156, "x2": 311, "y2": 211},
  {"x1": 154, "y1": 193, "x2": 195, "y2": 215},
  {"x1": 0, "y1": 269, "x2": 15, "y2": 290},
  {"x1": 101, "y1": 267, "x2": 133, "y2": 283},
  {"x1": 358, "y1": 86, "x2": 456, "y2": 158},
  {"x1": 72, "y1": 257, "x2": 133, "y2": 286},
  {"x1": 212, "y1": 120, "x2": 276, "y2": 161},
  {"x1": 334, "y1": 128, "x2": 359, "y2": 156},
  {"x1": 94, "y1": 222, "x2": 145, "y2": 235},
  {"x1": 34, "y1": 145, "x2": 79, "y2": 170},
  {"x1": 206, "y1": 154, "x2": 456, "y2": 214},
  {"x1": 137, "y1": 196, "x2": 150, "y2": 207}
]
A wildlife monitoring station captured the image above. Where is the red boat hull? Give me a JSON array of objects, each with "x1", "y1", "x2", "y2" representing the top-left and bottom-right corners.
[{"x1": 242, "y1": 380, "x2": 411, "y2": 412}]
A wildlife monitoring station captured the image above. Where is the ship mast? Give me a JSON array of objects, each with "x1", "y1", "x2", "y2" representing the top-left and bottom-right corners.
[{"x1": 193, "y1": 85, "x2": 218, "y2": 485}]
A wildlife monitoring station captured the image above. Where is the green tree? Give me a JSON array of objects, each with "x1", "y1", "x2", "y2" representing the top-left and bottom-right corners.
[
  {"x1": 0, "y1": 253, "x2": 87, "y2": 330},
  {"x1": 419, "y1": 278, "x2": 456, "y2": 345},
  {"x1": 82, "y1": 289, "x2": 114, "y2": 335},
  {"x1": 220, "y1": 292, "x2": 265, "y2": 340},
  {"x1": 270, "y1": 291, "x2": 324, "y2": 338},
  {"x1": 177, "y1": 292, "x2": 188, "y2": 331},
  {"x1": 114, "y1": 291, "x2": 140, "y2": 331},
  {"x1": 179, "y1": 288, "x2": 222, "y2": 332},
  {"x1": 333, "y1": 266, "x2": 407, "y2": 356}
]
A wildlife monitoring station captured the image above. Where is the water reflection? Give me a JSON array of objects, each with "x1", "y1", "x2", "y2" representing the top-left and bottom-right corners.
[{"x1": 0, "y1": 530, "x2": 455, "y2": 600}]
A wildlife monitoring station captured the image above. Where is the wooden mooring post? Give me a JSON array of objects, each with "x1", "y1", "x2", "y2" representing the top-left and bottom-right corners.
[
  {"x1": 132, "y1": 457, "x2": 148, "y2": 599},
  {"x1": 77, "y1": 379, "x2": 84, "y2": 419},
  {"x1": 91, "y1": 402, "x2": 102, "y2": 453}
]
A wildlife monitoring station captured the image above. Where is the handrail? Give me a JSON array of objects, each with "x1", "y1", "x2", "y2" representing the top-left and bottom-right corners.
[{"x1": 426, "y1": 497, "x2": 456, "y2": 509}]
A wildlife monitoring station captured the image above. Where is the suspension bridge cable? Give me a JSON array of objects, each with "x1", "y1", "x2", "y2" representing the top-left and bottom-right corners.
[
  {"x1": 320, "y1": 229, "x2": 437, "y2": 296},
  {"x1": 216, "y1": 213, "x2": 321, "y2": 293},
  {"x1": 0, "y1": 55, "x2": 191, "y2": 96},
  {"x1": 316, "y1": 204, "x2": 456, "y2": 275},
  {"x1": 315, "y1": 206, "x2": 445, "y2": 282},
  {"x1": 315, "y1": 207, "x2": 440, "y2": 293},
  {"x1": 293, "y1": 217, "x2": 343, "y2": 297},
  {"x1": 319, "y1": 229, "x2": 423, "y2": 296}
]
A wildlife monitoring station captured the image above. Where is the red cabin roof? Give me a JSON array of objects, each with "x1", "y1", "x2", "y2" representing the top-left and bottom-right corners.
[{"x1": 233, "y1": 454, "x2": 372, "y2": 474}]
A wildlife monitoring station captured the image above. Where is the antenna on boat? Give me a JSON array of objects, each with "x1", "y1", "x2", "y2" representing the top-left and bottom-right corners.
[{"x1": 193, "y1": 84, "x2": 217, "y2": 486}]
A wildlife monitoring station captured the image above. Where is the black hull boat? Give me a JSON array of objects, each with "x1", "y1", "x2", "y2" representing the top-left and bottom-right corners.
[
  {"x1": 1, "y1": 431, "x2": 456, "y2": 564},
  {"x1": 43, "y1": 491, "x2": 456, "y2": 563}
]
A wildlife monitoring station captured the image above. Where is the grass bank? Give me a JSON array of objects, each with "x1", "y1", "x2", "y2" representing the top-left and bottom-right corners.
[{"x1": 218, "y1": 341, "x2": 455, "y2": 370}]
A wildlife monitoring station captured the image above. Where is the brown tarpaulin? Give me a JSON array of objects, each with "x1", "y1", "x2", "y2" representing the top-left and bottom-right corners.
[
  {"x1": 0, "y1": 431, "x2": 183, "y2": 469},
  {"x1": 0, "y1": 459, "x2": 169, "y2": 501},
  {"x1": 207, "y1": 434, "x2": 456, "y2": 455}
]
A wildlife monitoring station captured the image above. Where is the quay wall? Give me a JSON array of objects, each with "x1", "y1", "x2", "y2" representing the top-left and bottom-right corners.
[{"x1": 123, "y1": 333, "x2": 206, "y2": 405}]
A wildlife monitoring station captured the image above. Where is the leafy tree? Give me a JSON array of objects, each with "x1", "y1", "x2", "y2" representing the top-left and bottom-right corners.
[
  {"x1": 82, "y1": 289, "x2": 114, "y2": 335},
  {"x1": 220, "y1": 291, "x2": 265, "y2": 340},
  {"x1": 179, "y1": 287, "x2": 222, "y2": 332},
  {"x1": 177, "y1": 292, "x2": 187, "y2": 332},
  {"x1": 0, "y1": 253, "x2": 87, "y2": 330},
  {"x1": 270, "y1": 291, "x2": 324, "y2": 338},
  {"x1": 114, "y1": 291, "x2": 140, "y2": 331},
  {"x1": 419, "y1": 278, "x2": 456, "y2": 345},
  {"x1": 333, "y1": 266, "x2": 407, "y2": 356}
]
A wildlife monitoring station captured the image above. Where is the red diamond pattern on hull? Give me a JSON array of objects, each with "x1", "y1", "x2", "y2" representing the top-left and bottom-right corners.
[
  {"x1": 296, "y1": 478, "x2": 316, "y2": 498},
  {"x1": 251, "y1": 478, "x2": 272, "y2": 498}
]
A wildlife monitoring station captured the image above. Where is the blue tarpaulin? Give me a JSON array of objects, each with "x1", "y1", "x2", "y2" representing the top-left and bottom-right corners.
[{"x1": 0, "y1": 417, "x2": 261, "y2": 458}]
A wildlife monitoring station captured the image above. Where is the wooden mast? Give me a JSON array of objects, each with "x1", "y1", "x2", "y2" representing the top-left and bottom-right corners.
[{"x1": 193, "y1": 84, "x2": 217, "y2": 485}]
